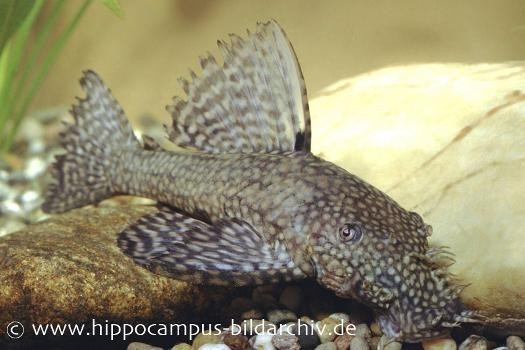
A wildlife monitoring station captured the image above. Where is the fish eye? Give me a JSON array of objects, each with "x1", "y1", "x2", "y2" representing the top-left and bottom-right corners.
[{"x1": 340, "y1": 223, "x2": 363, "y2": 242}]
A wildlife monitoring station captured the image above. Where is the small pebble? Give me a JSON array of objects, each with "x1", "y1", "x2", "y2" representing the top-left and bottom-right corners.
[
  {"x1": 251, "y1": 333, "x2": 276, "y2": 350},
  {"x1": 230, "y1": 297, "x2": 255, "y2": 314},
  {"x1": 279, "y1": 286, "x2": 302, "y2": 311},
  {"x1": 0, "y1": 182, "x2": 12, "y2": 201},
  {"x1": 354, "y1": 324, "x2": 371, "y2": 340},
  {"x1": 350, "y1": 336, "x2": 369, "y2": 350},
  {"x1": 252, "y1": 291, "x2": 278, "y2": 310},
  {"x1": 267, "y1": 309, "x2": 298, "y2": 325},
  {"x1": 329, "y1": 313, "x2": 351, "y2": 324},
  {"x1": 192, "y1": 333, "x2": 221, "y2": 350},
  {"x1": 507, "y1": 336, "x2": 525, "y2": 350},
  {"x1": 199, "y1": 344, "x2": 231, "y2": 350},
  {"x1": 241, "y1": 309, "x2": 264, "y2": 320},
  {"x1": 278, "y1": 322, "x2": 297, "y2": 336},
  {"x1": 23, "y1": 157, "x2": 47, "y2": 179},
  {"x1": 0, "y1": 199, "x2": 22, "y2": 217},
  {"x1": 423, "y1": 337, "x2": 457, "y2": 350},
  {"x1": 28, "y1": 139, "x2": 45, "y2": 154},
  {"x1": 382, "y1": 336, "x2": 402, "y2": 350},
  {"x1": 252, "y1": 285, "x2": 279, "y2": 304},
  {"x1": 315, "y1": 342, "x2": 338, "y2": 350},
  {"x1": 272, "y1": 334, "x2": 301, "y2": 350},
  {"x1": 289, "y1": 323, "x2": 320, "y2": 350},
  {"x1": 369, "y1": 323, "x2": 382, "y2": 337},
  {"x1": 315, "y1": 313, "x2": 332, "y2": 322},
  {"x1": 222, "y1": 334, "x2": 250, "y2": 350},
  {"x1": 171, "y1": 343, "x2": 192, "y2": 350},
  {"x1": 334, "y1": 334, "x2": 353, "y2": 350},
  {"x1": 297, "y1": 332, "x2": 322, "y2": 350},
  {"x1": 368, "y1": 337, "x2": 381, "y2": 350},
  {"x1": 239, "y1": 319, "x2": 276, "y2": 335},
  {"x1": 459, "y1": 335, "x2": 488, "y2": 350},
  {"x1": 300, "y1": 316, "x2": 315, "y2": 324},
  {"x1": 19, "y1": 190, "x2": 41, "y2": 212},
  {"x1": 315, "y1": 317, "x2": 341, "y2": 343},
  {"x1": 253, "y1": 285, "x2": 279, "y2": 295},
  {"x1": 127, "y1": 342, "x2": 163, "y2": 350},
  {"x1": 0, "y1": 169, "x2": 9, "y2": 182}
]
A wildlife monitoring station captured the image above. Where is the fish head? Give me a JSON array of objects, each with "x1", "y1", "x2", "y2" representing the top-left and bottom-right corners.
[{"x1": 304, "y1": 183, "x2": 477, "y2": 342}]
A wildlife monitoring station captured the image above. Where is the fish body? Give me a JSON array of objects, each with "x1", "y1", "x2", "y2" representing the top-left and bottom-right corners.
[
  {"x1": 43, "y1": 21, "x2": 478, "y2": 342},
  {"x1": 110, "y1": 149, "x2": 420, "y2": 281}
]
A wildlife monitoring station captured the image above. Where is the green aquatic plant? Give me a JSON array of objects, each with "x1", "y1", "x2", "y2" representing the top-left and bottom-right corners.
[{"x1": 0, "y1": 0, "x2": 123, "y2": 154}]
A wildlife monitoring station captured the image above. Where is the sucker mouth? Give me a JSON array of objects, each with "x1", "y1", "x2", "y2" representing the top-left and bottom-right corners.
[{"x1": 376, "y1": 289, "x2": 483, "y2": 342}]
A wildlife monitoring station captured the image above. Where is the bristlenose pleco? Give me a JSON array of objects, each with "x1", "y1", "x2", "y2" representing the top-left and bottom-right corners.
[{"x1": 43, "y1": 20, "x2": 480, "y2": 342}]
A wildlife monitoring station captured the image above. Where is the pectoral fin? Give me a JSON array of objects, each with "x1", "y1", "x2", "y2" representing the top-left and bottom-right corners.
[{"x1": 117, "y1": 205, "x2": 306, "y2": 286}]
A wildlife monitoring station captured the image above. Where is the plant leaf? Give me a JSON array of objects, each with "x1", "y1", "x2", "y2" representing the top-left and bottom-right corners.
[
  {"x1": 100, "y1": 0, "x2": 123, "y2": 17},
  {"x1": 0, "y1": 0, "x2": 36, "y2": 52}
]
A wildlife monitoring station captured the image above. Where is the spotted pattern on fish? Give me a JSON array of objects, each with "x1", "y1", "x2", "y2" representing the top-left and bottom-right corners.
[
  {"x1": 118, "y1": 204, "x2": 306, "y2": 286},
  {"x1": 167, "y1": 22, "x2": 311, "y2": 153},
  {"x1": 43, "y1": 20, "x2": 480, "y2": 342}
]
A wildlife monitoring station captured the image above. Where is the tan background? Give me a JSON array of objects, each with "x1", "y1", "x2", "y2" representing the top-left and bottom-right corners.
[{"x1": 33, "y1": 0, "x2": 525, "y2": 126}]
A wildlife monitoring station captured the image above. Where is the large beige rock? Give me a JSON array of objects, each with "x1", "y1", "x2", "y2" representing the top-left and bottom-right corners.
[
  {"x1": 0, "y1": 204, "x2": 227, "y2": 339},
  {"x1": 311, "y1": 63, "x2": 525, "y2": 333}
]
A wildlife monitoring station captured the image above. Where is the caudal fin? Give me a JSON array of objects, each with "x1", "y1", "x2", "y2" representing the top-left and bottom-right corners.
[{"x1": 43, "y1": 70, "x2": 140, "y2": 213}]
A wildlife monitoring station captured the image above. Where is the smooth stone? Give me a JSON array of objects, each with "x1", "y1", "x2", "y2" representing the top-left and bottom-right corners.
[
  {"x1": 353, "y1": 324, "x2": 371, "y2": 340},
  {"x1": 222, "y1": 333, "x2": 250, "y2": 350},
  {"x1": 267, "y1": 309, "x2": 298, "y2": 325},
  {"x1": 329, "y1": 313, "x2": 351, "y2": 324},
  {"x1": 507, "y1": 336, "x2": 525, "y2": 350},
  {"x1": 334, "y1": 334, "x2": 354, "y2": 350},
  {"x1": 271, "y1": 334, "x2": 301, "y2": 350},
  {"x1": 127, "y1": 342, "x2": 164, "y2": 350},
  {"x1": 252, "y1": 288, "x2": 279, "y2": 310},
  {"x1": 198, "y1": 344, "x2": 231, "y2": 350},
  {"x1": 278, "y1": 322, "x2": 297, "y2": 336},
  {"x1": 229, "y1": 297, "x2": 255, "y2": 317},
  {"x1": 251, "y1": 333, "x2": 276, "y2": 350},
  {"x1": 368, "y1": 336, "x2": 381, "y2": 350},
  {"x1": 311, "y1": 63, "x2": 525, "y2": 335},
  {"x1": 369, "y1": 323, "x2": 382, "y2": 337},
  {"x1": 239, "y1": 319, "x2": 276, "y2": 335},
  {"x1": 459, "y1": 335, "x2": 488, "y2": 350},
  {"x1": 316, "y1": 342, "x2": 338, "y2": 350},
  {"x1": 350, "y1": 336, "x2": 369, "y2": 350},
  {"x1": 192, "y1": 333, "x2": 221, "y2": 350},
  {"x1": 316, "y1": 317, "x2": 341, "y2": 343},
  {"x1": 279, "y1": 286, "x2": 302, "y2": 312},
  {"x1": 300, "y1": 316, "x2": 315, "y2": 324},
  {"x1": 0, "y1": 206, "x2": 223, "y2": 342},
  {"x1": 289, "y1": 323, "x2": 321, "y2": 350},
  {"x1": 422, "y1": 337, "x2": 457, "y2": 350},
  {"x1": 383, "y1": 338, "x2": 402, "y2": 350},
  {"x1": 241, "y1": 309, "x2": 265, "y2": 321}
]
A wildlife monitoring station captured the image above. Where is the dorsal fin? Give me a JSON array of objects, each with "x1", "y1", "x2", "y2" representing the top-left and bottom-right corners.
[{"x1": 166, "y1": 20, "x2": 311, "y2": 153}]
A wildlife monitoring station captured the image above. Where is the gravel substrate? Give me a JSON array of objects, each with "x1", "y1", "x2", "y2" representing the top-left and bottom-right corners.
[
  {"x1": 0, "y1": 111, "x2": 62, "y2": 237},
  {"x1": 126, "y1": 283, "x2": 523, "y2": 350}
]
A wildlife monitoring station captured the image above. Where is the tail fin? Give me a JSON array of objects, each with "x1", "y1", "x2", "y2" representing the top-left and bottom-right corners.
[{"x1": 43, "y1": 70, "x2": 140, "y2": 213}]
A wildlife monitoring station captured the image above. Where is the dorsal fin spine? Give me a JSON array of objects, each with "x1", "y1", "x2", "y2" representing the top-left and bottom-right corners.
[{"x1": 166, "y1": 20, "x2": 311, "y2": 154}]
